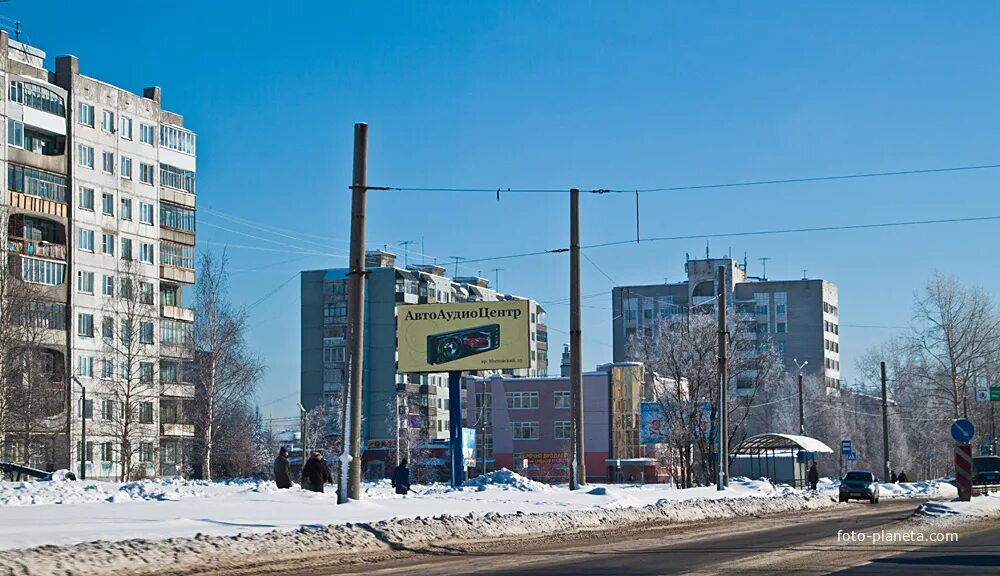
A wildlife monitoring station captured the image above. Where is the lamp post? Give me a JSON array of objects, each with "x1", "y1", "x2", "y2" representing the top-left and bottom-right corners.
[
  {"x1": 297, "y1": 403, "x2": 307, "y2": 458},
  {"x1": 72, "y1": 377, "x2": 86, "y2": 480},
  {"x1": 793, "y1": 359, "x2": 808, "y2": 436}
]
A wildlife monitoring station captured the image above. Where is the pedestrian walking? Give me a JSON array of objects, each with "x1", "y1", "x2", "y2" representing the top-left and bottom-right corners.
[
  {"x1": 807, "y1": 462, "x2": 819, "y2": 491},
  {"x1": 890, "y1": 470, "x2": 898, "y2": 483},
  {"x1": 301, "y1": 451, "x2": 332, "y2": 493},
  {"x1": 897, "y1": 470, "x2": 908, "y2": 483},
  {"x1": 391, "y1": 458, "x2": 411, "y2": 495},
  {"x1": 273, "y1": 447, "x2": 292, "y2": 489}
]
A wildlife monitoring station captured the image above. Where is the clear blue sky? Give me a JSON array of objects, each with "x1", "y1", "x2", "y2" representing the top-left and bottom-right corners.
[{"x1": 11, "y1": 2, "x2": 1000, "y2": 421}]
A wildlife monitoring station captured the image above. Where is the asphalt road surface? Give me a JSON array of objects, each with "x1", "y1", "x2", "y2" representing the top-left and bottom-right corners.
[{"x1": 187, "y1": 499, "x2": 1000, "y2": 576}]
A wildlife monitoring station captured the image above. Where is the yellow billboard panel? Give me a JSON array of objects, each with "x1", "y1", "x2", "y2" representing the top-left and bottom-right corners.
[{"x1": 397, "y1": 300, "x2": 530, "y2": 373}]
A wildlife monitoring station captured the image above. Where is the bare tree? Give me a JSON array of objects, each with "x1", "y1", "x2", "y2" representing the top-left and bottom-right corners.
[
  {"x1": 628, "y1": 311, "x2": 785, "y2": 486},
  {"x1": 102, "y1": 258, "x2": 160, "y2": 481},
  {"x1": 910, "y1": 273, "x2": 1000, "y2": 418},
  {"x1": 193, "y1": 251, "x2": 264, "y2": 480}
]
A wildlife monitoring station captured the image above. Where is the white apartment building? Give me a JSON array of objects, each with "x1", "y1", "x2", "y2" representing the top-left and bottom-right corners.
[{"x1": 0, "y1": 33, "x2": 197, "y2": 478}]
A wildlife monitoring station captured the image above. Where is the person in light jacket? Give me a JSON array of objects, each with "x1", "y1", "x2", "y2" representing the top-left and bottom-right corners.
[{"x1": 273, "y1": 447, "x2": 292, "y2": 489}]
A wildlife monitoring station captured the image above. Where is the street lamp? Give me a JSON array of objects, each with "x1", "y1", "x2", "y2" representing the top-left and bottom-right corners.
[
  {"x1": 297, "y1": 403, "x2": 307, "y2": 457},
  {"x1": 72, "y1": 377, "x2": 87, "y2": 480},
  {"x1": 793, "y1": 359, "x2": 808, "y2": 436}
]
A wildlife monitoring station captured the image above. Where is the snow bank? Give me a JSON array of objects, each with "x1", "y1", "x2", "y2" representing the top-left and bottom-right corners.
[
  {"x1": 914, "y1": 492, "x2": 1000, "y2": 521},
  {"x1": 0, "y1": 476, "x2": 279, "y2": 506},
  {"x1": 814, "y1": 478, "x2": 958, "y2": 500},
  {"x1": 461, "y1": 468, "x2": 554, "y2": 492},
  {"x1": 0, "y1": 488, "x2": 837, "y2": 576}
]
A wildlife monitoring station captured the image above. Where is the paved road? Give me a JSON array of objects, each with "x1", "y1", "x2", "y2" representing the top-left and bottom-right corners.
[{"x1": 313, "y1": 499, "x2": 998, "y2": 576}]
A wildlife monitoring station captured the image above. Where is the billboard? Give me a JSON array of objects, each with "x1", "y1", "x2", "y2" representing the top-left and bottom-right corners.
[
  {"x1": 397, "y1": 300, "x2": 531, "y2": 372},
  {"x1": 462, "y1": 427, "x2": 477, "y2": 468},
  {"x1": 641, "y1": 402, "x2": 670, "y2": 445}
]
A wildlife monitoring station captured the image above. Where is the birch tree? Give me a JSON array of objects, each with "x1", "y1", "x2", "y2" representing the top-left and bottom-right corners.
[{"x1": 193, "y1": 251, "x2": 264, "y2": 480}]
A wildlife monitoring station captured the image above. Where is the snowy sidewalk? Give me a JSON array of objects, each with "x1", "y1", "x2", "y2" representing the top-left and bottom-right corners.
[{"x1": 0, "y1": 470, "x2": 956, "y2": 551}]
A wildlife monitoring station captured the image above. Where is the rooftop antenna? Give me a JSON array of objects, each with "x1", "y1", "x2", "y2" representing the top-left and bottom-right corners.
[
  {"x1": 758, "y1": 257, "x2": 771, "y2": 281},
  {"x1": 802, "y1": 269, "x2": 808, "y2": 280},
  {"x1": 449, "y1": 256, "x2": 465, "y2": 278},
  {"x1": 491, "y1": 268, "x2": 503, "y2": 291},
  {"x1": 14, "y1": 21, "x2": 20, "y2": 42},
  {"x1": 705, "y1": 242, "x2": 710, "y2": 259},
  {"x1": 398, "y1": 240, "x2": 414, "y2": 268},
  {"x1": 743, "y1": 252, "x2": 748, "y2": 272}
]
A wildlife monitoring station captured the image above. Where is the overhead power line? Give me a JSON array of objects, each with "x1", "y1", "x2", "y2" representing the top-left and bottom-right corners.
[
  {"x1": 368, "y1": 161, "x2": 1000, "y2": 195},
  {"x1": 458, "y1": 214, "x2": 1000, "y2": 265}
]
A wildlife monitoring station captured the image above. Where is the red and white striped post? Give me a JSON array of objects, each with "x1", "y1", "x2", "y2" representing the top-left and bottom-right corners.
[{"x1": 955, "y1": 443, "x2": 973, "y2": 501}]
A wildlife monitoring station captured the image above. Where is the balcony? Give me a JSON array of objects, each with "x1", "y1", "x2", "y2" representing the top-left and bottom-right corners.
[
  {"x1": 8, "y1": 190, "x2": 67, "y2": 219},
  {"x1": 161, "y1": 304, "x2": 195, "y2": 323},
  {"x1": 160, "y1": 423, "x2": 195, "y2": 437},
  {"x1": 161, "y1": 382, "x2": 195, "y2": 398},
  {"x1": 7, "y1": 238, "x2": 66, "y2": 261},
  {"x1": 160, "y1": 265, "x2": 195, "y2": 285}
]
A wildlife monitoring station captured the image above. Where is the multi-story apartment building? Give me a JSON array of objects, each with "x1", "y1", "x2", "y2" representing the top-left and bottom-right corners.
[
  {"x1": 612, "y1": 255, "x2": 840, "y2": 393},
  {"x1": 300, "y1": 250, "x2": 548, "y2": 479},
  {"x1": 0, "y1": 34, "x2": 197, "y2": 478}
]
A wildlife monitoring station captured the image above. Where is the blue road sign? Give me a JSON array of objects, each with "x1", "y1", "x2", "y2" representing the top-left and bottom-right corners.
[
  {"x1": 951, "y1": 418, "x2": 975, "y2": 444},
  {"x1": 847, "y1": 452, "x2": 857, "y2": 461},
  {"x1": 841, "y1": 440, "x2": 852, "y2": 455}
]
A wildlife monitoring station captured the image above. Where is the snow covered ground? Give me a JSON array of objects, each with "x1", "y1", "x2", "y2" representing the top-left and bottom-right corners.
[
  {"x1": 0, "y1": 471, "x2": 814, "y2": 551},
  {"x1": 915, "y1": 491, "x2": 1000, "y2": 521}
]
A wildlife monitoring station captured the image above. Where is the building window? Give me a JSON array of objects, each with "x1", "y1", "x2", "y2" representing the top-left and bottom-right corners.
[
  {"x1": 80, "y1": 400, "x2": 93, "y2": 420},
  {"x1": 77, "y1": 270, "x2": 94, "y2": 294},
  {"x1": 757, "y1": 323, "x2": 769, "y2": 334},
  {"x1": 159, "y1": 124, "x2": 196, "y2": 155},
  {"x1": 8, "y1": 164, "x2": 67, "y2": 202},
  {"x1": 102, "y1": 233, "x2": 114, "y2": 256},
  {"x1": 160, "y1": 319, "x2": 193, "y2": 345},
  {"x1": 101, "y1": 399, "x2": 114, "y2": 420},
  {"x1": 776, "y1": 304, "x2": 786, "y2": 315},
  {"x1": 755, "y1": 305, "x2": 768, "y2": 315},
  {"x1": 101, "y1": 358, "x2": 113, "y2": 379},
  {"x1": 161, "y1": 362, "x2": 178, "y2": 383},
  {"x1": 102, "y1": 317, "x2": 113, "y2": 340},
  {"x1": 140, "y1": 322, "x2": 154, "y2": 344},
  {"x1": 6, "y1": 118, "x2": 23, "y2": 148},
  {"x1": 160, "y1": 203, "x2": 195, "y2": 232},
  {"x1": 120, "y1": 116, "x2": 133, "y2": 140},
  {"x1": 554, "y1": 421, "x2": 572, "y2": 440},
  {"x1": 121, "y1": 237, "x2": 133, "y2": 260},
  {"x1": 554, "y1": 391, "x2": 571, "y2": 408},
  {"x1": 77, "y1": 144, "x2": 94, "y2": 168},
  {"x1": 139, "y1": 202, "x2": 154, "y2": 225},
  {"x1": 511, "y1": 422, "x2": 540, "y2": 440},
  {"x1": 776, "y1": 322, "x2": 786, "y2": 333},
  {"x1": 505, "y1": 391, "x2": 539, "y2": 409},
  {"x1": 140, "y1": 282, "x2": 154, "y2": 304},
  {"x1": 9, "y1": 80, "x2": 65, "y2": 116},
  {"x1": 78, "y1": 228, "x2": 94, "y2": 252},
  {"x1": 78, "y1": 186, "x2": 94, "y2": 211},
  {"x1": 140, "y1": 362, "x2": 154, "y2": 382},
  {"x1": 139, "y1": 123, "x2": 154, "y2": 145},
  {"x1": 102, "y1": 192, "x2": 114, "y2": 215},
  {"x1": 76, "y1": 355, "x2": 93, "y2": 377},
  {"x1": 101, "y1": 110, "x2": 115, "y2": 133},
  {"x1": 77, "y1": 102, "x2": 95, "y2": 127},
  {"x1": 160, "y1": 241, "x2": 194, "y2": 269},
  {"x1": 101, "y1": 442, "x2": 114, "y2": 462},
  {"x1": 140, "y1": 242, "x2": 154, "y2": 264},
  {"x1": 139, "y1": 162, "x2": 154, "y2": 185},
  {"x1": 120, "y1": 156, "x2": 132, "y2": 179},
  {"x1": 139, "y1": 442, "x2": 153, "y2": 463},
  {"x1": 159, "y1": 163, "x2": 195, "y2": 193},
  {"x1": 777, "y1": 342, "x2": 786, "y2": 352},
  {"x1": 102, "y1": 151, "x2": 115, "y2": 174},
  {"x1": 323, "y1": 346, "x2": 345, "y2": 363},
  {"x1": 21, "y1": 257, "x2": 66, "y2": 286},
  {"x1": 120, "y1": 198, "x2": 132, "y2": 220}
]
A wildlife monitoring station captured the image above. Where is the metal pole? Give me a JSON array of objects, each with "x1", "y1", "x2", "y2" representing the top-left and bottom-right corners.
[
  {"x1": 717, "y1": 266, "x2": 728, "y2": 490},
  {"x1": 880, "y1": 361, "x2": 890, "y2": 482},
  {"x1": 74, "y1": 378, "x2": 86, "y2": 480},
  {"x1": 798, "y1": 373, "x2": 805, "y2": 436},
  {"x1": 448, "y1": 371, "x2": 464, "y2": 488},
  {"x1": 570, "y1": 188, "x2": 585, "y2": 489},
  {"x1": 341, "y1": 122, "x2": 368, "y2": 503}
]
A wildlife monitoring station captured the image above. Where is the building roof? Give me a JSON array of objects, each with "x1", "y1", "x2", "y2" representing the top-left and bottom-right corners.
[{"x1": 734, "y1": 433, "x2": 833, "y2": 454}]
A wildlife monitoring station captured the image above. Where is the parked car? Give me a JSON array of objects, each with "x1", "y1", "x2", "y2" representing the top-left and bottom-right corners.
[
  {"x1": 839, "y1": 470, "x2": 880, "y2": 504},
  {"x1": 973, "y1": 456, "x2": 1000, "y2": 485}
]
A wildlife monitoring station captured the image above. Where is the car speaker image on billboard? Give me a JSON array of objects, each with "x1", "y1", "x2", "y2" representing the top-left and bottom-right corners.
[{"x1": 397, "y1": 300, "x2": 530, "y2": 373}]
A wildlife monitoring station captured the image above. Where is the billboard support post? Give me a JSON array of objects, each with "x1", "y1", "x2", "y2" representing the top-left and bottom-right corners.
[{"x1": 449, "y1": 371, "x2": 464, "y2": 488}]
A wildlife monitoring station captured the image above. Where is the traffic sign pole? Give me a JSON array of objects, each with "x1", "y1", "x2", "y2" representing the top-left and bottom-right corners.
[{"x1": 955, "y1": 444, "x2": 973, "y2": 501}]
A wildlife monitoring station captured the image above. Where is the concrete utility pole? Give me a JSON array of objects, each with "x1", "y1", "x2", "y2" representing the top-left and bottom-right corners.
[
  {"x1": 73, "y1": 377, "x2": 86, "y2": 480},
  {"x1": 717, "y1": 266, "x2": 728, "y2": 490},
  {"x1": 570, "y1": 188, "x2": 585, "y2": 490},
  {"x1": 793, "y1": 359, "x2": 808, "y2": 436},
  {"x1": 881, "y1": 361, "x2": 890, "y2": 482},
  {"x1": 340, "y1": 122, "x2": 368, "y2": 504}
]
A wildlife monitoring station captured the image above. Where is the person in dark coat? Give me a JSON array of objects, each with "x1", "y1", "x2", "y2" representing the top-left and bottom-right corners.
[
  {"x1": 807, "y1": 462, "x2": 819, "y2": 490},
  {"x1": 273, "y1": 447, "x2": 292, "y2": 489},
  {"x1": 890, "y1": 470, "x2": 898, "y2": 483},
  {"x1": 897, "y1": 470, "x2": 908, "y2": 483},
  {"x1": 301, "y1": 451, "x2": 331, "y2": 493},
  {"x1": 391, "y1": 458, "x2": 411, "y2": 495}
]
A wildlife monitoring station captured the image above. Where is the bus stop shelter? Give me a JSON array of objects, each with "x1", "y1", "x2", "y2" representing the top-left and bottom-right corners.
[{"x1": 733, "y1": 433, "x2": 833, "y2": 488}]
